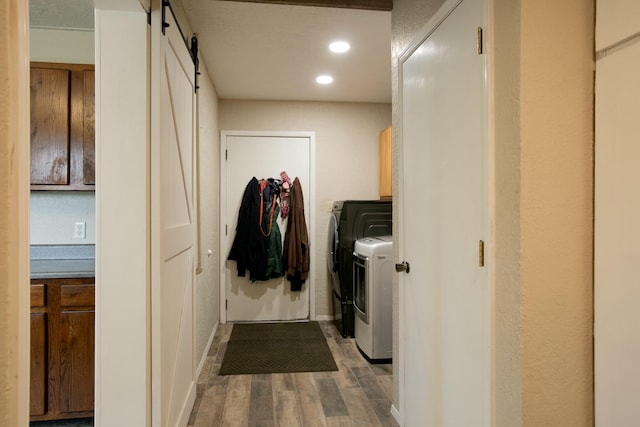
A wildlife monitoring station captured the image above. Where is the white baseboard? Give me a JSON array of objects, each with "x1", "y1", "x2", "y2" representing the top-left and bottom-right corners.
[
  {"x1": 391, "y1": 404, "x2": 402, "y2": 426},
  {"x1": 177, "y1": 381, "x2": 196, "y2": 427},
  {"x1": 314, "y1": 314, "x2": 334, "y2": 321},
  {"x1": 195, "y1": 321, "x2": 218, "y2": 380}
]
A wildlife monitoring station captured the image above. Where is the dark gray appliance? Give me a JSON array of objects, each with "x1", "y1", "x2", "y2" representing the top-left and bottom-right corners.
[{"x1": 327, "y1": 200, "x2": 392, "y2": 337}]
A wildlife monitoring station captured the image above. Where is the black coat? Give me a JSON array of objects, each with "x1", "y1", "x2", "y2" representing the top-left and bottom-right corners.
[{"x1": 228, "y1": 177, "x2": 269, "y2": 281}]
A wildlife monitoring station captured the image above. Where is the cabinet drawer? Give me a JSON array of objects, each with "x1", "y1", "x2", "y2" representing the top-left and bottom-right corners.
[
  {"x1": 60, "y1": 284, "x2": 95, "y2": 307},
  {"x1": 31, "y1": 284, "x2": 46, "y2": 308}
]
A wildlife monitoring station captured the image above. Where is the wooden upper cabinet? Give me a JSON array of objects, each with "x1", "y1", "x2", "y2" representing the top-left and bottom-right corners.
[
  {"x1": 30, "y1": 63, "x2": 95, "y2": 191},
  {"x1": 379, "y1": 126, "x2": 392, "y2": 199},
  {"x1": 30, "y1": 68, "x2": 70, "y2": 185},
  {"x1": 83, "y1": 71, "x2": 95, "y2": 186}
]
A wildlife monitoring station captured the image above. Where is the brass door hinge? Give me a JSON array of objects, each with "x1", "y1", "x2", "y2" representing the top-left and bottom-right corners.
[
  {"x1": 477, "y1": 27, "x2": 483, "y2": 54},
  {"x1": 479, "y1": 240, "x2": 485, "y2": 267}
]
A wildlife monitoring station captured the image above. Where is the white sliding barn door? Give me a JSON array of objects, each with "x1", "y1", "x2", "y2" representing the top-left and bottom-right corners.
[
  {"x1": 221, "y1": 131, "x2": 314, "y2": 323},
  {"x1": 151, "y1": 8, "x2": 197, "y2": 427},
  {"x1": 398, "y1": 0, "x2": 489, "y2": 425}
]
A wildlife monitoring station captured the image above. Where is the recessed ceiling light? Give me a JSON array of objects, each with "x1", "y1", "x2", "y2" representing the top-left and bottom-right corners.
[
  {"x1": 316, "y1": 75, "x2": 334, "y2": 85},
  {"x1": 329, "y1": 41, "x2": 350, "y2": 53}
]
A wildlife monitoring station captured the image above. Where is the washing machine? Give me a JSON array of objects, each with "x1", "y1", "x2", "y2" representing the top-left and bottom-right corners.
[{"x1": 353, "y1": 235, "x2": 393, "y2": 362}]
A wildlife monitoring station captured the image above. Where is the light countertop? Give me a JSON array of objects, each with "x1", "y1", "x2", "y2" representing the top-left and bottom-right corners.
[{"x1": 30, "y1": 245, "x2": 95, "y2": 279}]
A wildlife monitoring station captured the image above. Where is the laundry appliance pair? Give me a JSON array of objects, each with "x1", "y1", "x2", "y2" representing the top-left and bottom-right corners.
[{"x1": 327, "y1": 200, "x2": 392, "y2": 338}]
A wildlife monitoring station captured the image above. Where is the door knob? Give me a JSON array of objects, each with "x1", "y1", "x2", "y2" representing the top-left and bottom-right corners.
[{"x1": 395, "y1": 261, "x2": 410, "y2": 274}]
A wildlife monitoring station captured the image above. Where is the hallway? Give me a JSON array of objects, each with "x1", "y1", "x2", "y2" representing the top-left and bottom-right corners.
[{"x1": 188, "y1": 321, "x2": 398, "y2": 426}]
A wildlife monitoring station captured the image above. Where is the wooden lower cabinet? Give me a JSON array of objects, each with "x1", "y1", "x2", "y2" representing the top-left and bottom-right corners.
[
  {"x1": 30, "y1": 278, "x2": 95, "y2": 421},
  {"x1": 30, "y1": 311, "x2": 47, "y2": 416}
]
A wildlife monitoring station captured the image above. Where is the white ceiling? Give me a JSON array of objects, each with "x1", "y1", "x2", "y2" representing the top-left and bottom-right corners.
[
  {"x1": 29, "y1": 0, "x2": 392, "y2": 103},
  {"x1": 181, "y1": 1, "x2": 391, "y2": 103}
]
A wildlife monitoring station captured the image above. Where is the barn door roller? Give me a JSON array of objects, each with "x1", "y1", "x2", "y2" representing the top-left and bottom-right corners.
[{"x1": 161, "y1": 0, "x2": 200, "y2": 92}]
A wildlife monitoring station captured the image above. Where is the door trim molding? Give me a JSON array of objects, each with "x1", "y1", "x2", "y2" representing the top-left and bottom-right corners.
[
  {"x1": 95, "y1": 4, "x2": 150, "y2": 426},
  {"x1": 219, "y1": 130, "x2": 316, "y2": 324},
  {"x1": 5, "y1": 0, "x2": 30, "y2": 423}
]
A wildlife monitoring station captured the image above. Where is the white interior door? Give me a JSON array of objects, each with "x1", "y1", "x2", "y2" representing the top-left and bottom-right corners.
[
  {"x1": 152, "y1": 9, "x2": 197, "y2": 427},
  {"x1": 398, "y1": 0, "x2": 489, "y2": 425},
  {"x1": 221, "y1": 132, "x2": 313, "y2": 323}
]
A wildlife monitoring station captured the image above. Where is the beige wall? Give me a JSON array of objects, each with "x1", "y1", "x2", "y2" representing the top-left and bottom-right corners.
[
  {"x1": 392, "y1": 0, "x2": 594, "y2": 424},
  {"x1": 194, "y1": 62, "x2": 221, "y2": 362},
  {"x1": 0, "y1": 0, "x2": 30, "y2": 424},
  {"x1": 519, "y1": 0, "x2": 594, "y2": 424},
  {"x1": 219, "y1": 100, "x2": 391, "y2": 319},
  {"x1": 30, "y1": 28, "x2": 94, "y2": 64}
]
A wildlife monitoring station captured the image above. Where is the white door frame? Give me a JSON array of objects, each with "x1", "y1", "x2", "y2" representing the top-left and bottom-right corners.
[
  {"x1": 4, "y1": 0, "x2": 30, "y2": 424},
  {"x1": 219, "y1": 130, "x2": 316, "y2": 324},
  {"x1": 396, "y1": 0, "x2": 491, "y2": 424}
]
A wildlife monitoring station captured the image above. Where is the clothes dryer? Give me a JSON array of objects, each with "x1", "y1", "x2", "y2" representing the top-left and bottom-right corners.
[{"x1": 353, "y1": 235, "x2": 393, "y2": 362}]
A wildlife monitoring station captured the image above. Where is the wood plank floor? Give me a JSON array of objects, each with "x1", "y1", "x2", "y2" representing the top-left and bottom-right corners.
[{"x1": 188, "y1": 321, "x2": 399, "y2": 427}]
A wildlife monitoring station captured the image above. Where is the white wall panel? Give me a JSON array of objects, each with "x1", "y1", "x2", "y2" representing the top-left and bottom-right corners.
[
  {"x1": 30, "y1": 192, "x2": 95, "y2": 245},
  {"x1": 595, "y1": 39, "x2": 640, "y2": 426},
  {"x1": 596, "y1": 0, "x2": 640, "y2": 51},
  {"x1": 95, "y1": 6, "x2": 149, "y2": 426}
]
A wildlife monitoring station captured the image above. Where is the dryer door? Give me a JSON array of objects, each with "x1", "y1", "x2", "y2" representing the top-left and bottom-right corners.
[
  {"x1": 353, "y1": 252, "x2": 369, "y2": 324},
  {"x1": 327, "y1": 212, "x2": 339, "y2": 274}
]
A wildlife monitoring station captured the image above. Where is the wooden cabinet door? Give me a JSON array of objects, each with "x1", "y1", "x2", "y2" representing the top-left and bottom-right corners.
[
  {"x1": 30, "y1": 279, "x2": 95, "y2": 421},
  {"x1": 30, "y1": 68, "x2": 70, "y2": 185},
  {"x1": 30, "y1": 284, "x2": 47, "y2": 417},
  {"x1": 30, "y1": 63, "x2": 95, "y2": 191},
  {"x1": 58, "y1": 283, "x2": 95, "y2": 414},
  {"x1": 82, "y1": 70, "x2": 95, "y2": 185},
  {"x1": 378, "y1": 126, "x2": 392, "y2": 199},
  {"x1": 30, "y1": 312, "x2": 47, "y2": 416},
  {"x1": 59, "y1": 310, "x2": 95, "y2": 413}
]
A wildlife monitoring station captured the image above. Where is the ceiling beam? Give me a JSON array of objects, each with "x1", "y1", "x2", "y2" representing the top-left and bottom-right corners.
[{"x1": 219, "y1": 0, "x2": 392, "y2": 12}]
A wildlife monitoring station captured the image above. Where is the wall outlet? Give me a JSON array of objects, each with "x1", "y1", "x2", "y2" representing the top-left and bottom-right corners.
[{"x1": 74, "y1": 221, "x2": 86, "y2": 239}]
